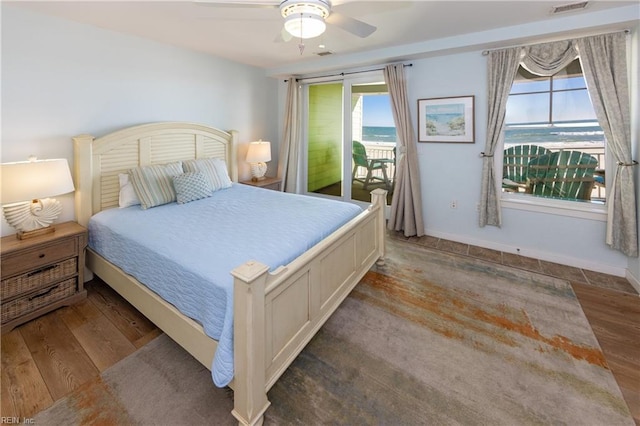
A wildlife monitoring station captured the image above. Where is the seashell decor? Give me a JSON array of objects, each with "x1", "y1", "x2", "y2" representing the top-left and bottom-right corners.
[{"x1": 3, "y1": 198, "x2": 62, "y2": 232}]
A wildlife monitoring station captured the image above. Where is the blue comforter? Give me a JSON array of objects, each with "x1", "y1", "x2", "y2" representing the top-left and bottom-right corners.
[{"x1": 88, "y1": 184, "x2": 362, "y2": 386}]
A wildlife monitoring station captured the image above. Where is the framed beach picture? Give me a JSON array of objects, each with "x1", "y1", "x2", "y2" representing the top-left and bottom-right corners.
[{"x1": 418, "y1": 96, "x2": 475, "y2": 143}]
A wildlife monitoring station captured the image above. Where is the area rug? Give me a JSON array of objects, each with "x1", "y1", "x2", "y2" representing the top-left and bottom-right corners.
[{"x1": 35, "y1": 238, "x2": 634, "y2": 425}]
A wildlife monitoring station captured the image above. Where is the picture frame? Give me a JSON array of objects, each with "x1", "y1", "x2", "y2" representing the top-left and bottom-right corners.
[{"x1": 418, "y1": 95, "x2": 475, "y2": 143}]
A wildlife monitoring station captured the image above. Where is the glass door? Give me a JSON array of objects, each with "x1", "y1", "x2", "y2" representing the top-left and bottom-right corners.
[{"x1": 305, "y1": 74, "x2": 396, "y2": 206}]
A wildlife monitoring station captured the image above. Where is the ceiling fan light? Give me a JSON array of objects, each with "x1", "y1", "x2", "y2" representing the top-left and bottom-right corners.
[
  {"x1": 284, "y1": 13, "x2": 326, "y2": 39},
  {"x1": 280, "y1": 0, "x2": 330, "y2": 19}
]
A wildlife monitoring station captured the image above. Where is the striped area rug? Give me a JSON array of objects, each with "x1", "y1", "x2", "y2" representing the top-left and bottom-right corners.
[{"x1": 36, "y1": 238, "x2": 633, "y2": 425}]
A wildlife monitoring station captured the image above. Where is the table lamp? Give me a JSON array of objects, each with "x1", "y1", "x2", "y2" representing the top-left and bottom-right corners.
[
  {"x1": 246, "y1": 140, "x2": 271, "y2": 182},
  {"x1": 1, "y1": 157, "x2": 75, "y2": 239}
]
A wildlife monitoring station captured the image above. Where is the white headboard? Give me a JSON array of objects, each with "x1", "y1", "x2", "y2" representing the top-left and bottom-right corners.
[{"x1": 73, "y1": 122, "x2": 239, "y2": 227}]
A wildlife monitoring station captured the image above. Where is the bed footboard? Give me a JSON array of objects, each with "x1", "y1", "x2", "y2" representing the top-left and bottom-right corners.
[{"x1": 230, "y1": 189, "x2": 386, "y2": 426}]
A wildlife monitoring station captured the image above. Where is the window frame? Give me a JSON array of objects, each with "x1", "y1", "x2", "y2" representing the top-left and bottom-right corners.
[{"x1": 500, "y1": 59, "x2": 607, "y2": 219}]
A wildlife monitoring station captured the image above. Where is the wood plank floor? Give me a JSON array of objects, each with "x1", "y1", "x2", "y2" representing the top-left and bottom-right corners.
[
  {"x1": 1, "y1": 239, "x2": 639, "y2": 424},
  {"x1": 1, "y1": 280, "x2": 161, "y2": 420}
]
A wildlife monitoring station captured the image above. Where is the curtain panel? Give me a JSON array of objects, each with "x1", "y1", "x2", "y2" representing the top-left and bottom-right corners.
[
  {"x1": 577, "y1": 32, "x2": 637, "y2": 257},
  {"x1": 384, "y1": 64, "x2": 425, "y2": 237},
  {"x1": 480, "y1": 32, "x2": 638, "y2": 257},
  {"x1": 479, "y1": 48, "x2": 521, "y2": 227},
  {"x1": 278, "y1": 78, "x2": 302, "y2": 193}
]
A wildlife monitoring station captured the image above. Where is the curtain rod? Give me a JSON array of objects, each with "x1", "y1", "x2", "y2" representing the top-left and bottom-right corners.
[
  {"x1": 284, "y1": 63, "x2": 412, "y2": 83},
  {"x1": 481, "y1": 29, "x2": 630, "y2": 56}
]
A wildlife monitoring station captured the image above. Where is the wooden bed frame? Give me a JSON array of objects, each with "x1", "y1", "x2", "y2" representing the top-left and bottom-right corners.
[{"x1": 72, "y1": 122, "x2": 386, "y2": 426}]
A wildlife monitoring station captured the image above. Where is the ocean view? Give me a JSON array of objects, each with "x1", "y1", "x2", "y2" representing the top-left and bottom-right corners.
[
  {"x1": 504, "y1": 125, "x2": 605, "y2": 146},
  {"x1": 362, "y1": 125, "x2": 605, "y2": 146},
  {"x1": 362, "y1": 126, "x2": 397, "y2": 143}
]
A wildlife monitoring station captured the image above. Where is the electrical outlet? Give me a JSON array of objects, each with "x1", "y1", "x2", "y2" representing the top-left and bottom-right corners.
[{"x1": 450, "y1": 200, "x2": 457, "y2": 209}]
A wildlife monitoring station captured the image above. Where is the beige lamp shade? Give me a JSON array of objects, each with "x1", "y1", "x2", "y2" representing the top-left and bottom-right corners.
[
  {"x1": 246, "y1": 140, "x2": 272, "y2": 164},
  {"x1": 1, "y1": 158, "x2": 75, "y2": 204}
]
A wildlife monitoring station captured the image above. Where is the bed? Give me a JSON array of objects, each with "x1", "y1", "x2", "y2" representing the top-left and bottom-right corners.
[{"x1": 73, "y1": 122, "x2": 386, "y2": 426}]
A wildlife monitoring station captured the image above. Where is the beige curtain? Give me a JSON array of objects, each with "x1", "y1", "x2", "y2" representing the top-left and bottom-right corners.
[
  {"x1": 278, "y1": 78, "x2": 302, "y2": 193},
  {"x1": 479, "y1": 48, "x2": 521, "y2": 227},
  {"x1": 577, "y1": 32, "x2": 638, "y2": 257},
  {"x1": 384, "y1": 64, "x2": 424, "y2": 237}
]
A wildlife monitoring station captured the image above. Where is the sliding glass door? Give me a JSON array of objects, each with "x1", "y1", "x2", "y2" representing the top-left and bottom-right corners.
[{"x1": 305, "y1": 74, "x2": 396, "y2": 205}]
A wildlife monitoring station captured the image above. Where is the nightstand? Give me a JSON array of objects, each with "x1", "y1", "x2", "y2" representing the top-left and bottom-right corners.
[
  {"x1": 1, "y1": 221, "x2": 88, "y2": 333},
  {"x1": 240, "y1": 176, "x2": 282, "y2": 191}
]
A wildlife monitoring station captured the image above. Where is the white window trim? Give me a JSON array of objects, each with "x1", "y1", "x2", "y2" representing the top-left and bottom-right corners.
[{"x1": 501, "y1": 192, "x2": 606, "y2": 221}]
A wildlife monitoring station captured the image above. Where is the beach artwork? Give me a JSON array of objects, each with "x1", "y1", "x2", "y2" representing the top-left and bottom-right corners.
[{"x1": 418, "y1": 96, "x2": 475, "y2": 143}]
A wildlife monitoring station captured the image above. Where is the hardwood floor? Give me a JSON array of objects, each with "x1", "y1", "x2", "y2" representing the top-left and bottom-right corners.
[
  {"x1": 1, "y1": 279, "x2": 161, "y2": 420},
  {"x1": 572, "y1": 282, "x2": 640, "y2": 424},
  {"x1": 1, "y1": 239, "x2": 638, "y2": 424}
]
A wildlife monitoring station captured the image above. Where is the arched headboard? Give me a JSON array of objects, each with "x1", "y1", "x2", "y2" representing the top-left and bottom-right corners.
[{"x1": 73, "y1": 122, "x2": 239, "y2": 226}]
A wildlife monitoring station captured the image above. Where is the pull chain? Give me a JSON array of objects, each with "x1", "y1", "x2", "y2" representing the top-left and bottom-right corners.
[{"x1": 298, "y1": 13, "x2": 305, "y2": 55}]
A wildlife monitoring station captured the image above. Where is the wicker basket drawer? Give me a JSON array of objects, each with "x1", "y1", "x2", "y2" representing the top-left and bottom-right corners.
[
  {"x1": 1, "y1": 258, "x2": 77, "y2": 300},
  {"x1": 1, "y1": 239, "x2": 77, "y2": 278},
  {"x1": 1, "y1": 278, "x2": 77, "y2": 324}
]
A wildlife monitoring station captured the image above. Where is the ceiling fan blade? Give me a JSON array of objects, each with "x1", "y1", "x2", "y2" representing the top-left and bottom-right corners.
[
  {"x1": 274, "y1": 27, "x2": 293, "y2": 43},
  {"x1": 325, "y1": 11, "x2": 376, "y2": 38},
  {"x1": 193, "y1": 0, "x2": 278, "y2": 8}
]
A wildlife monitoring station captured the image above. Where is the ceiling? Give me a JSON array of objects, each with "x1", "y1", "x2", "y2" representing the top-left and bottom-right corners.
[{"x1": 7, "y1": 1, "x2": 638, "y2": 75}]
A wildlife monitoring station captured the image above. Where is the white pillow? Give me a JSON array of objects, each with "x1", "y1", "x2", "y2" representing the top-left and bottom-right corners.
[
  {"x1": 182, "y1": 158, "x2": 232, "y2": 191},
  {"x1": 118, "y1": 173, "x2": 140, "y2": 208}
]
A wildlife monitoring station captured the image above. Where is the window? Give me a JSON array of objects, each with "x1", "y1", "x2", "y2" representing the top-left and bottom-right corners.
[{"x1": 502, "y1": 59, "x2": 605, "y2": 204}]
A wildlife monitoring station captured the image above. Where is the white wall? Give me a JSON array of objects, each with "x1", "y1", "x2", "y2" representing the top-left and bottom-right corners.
[
  {"x1": 1, "y1": 6, "x2": 279, "y2": 236},
  {"x1": 408, "y1": 50, "x2": 629, "y2": 276}
]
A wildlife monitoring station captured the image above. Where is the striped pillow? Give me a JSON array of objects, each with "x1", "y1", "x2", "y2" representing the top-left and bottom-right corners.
[
  {"x1": 173, "y1": 171, "x2": 213, "y2": 204},
  {"x1": 182, "y1": 158, "x2": 232, "y2": 191},
  {"x1": 128, "y1": 162, "x2": 183, "y2": 209}
]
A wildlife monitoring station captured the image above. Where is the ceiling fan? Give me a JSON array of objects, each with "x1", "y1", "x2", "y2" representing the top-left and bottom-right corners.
[{"x1": 195, "y1": 0, "x2": 377, "y2": 40}]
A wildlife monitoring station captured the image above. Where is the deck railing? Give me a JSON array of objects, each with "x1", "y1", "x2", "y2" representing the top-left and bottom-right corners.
[{"x1": 356, "y1": 143, "x2": 606, "y2": 201}]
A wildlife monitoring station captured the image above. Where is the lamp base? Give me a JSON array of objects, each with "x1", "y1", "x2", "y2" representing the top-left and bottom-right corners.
[
  {"x1": 3, "y1": 198, "x2": 62, "y2": 236},
  {"x1": 250, "y1": 162, "x2": 268, "y2": 182},
  {"x1": 16, "y1": 225, "x2": 56, "y2": 240}
]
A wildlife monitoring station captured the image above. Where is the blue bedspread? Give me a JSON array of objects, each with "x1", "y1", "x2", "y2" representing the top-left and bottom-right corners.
[{"x1": 88, "y1": 184, "x2": 362, "y2": 386}]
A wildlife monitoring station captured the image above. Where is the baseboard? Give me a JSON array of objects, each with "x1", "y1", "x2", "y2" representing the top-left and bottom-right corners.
[
  {"x1": 425, "y1": 230, "x2": 627, "y2": 278},
  {"x1": 626, "y1": 269, "x2": 640, "y2": 294}
]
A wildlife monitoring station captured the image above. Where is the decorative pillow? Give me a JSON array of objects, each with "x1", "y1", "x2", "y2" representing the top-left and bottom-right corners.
[
  {"x1": 173, "y1": 172, "x2": 213, "y2": 204},
  {"x1": 118, "y1": 173, "x2": 141, "y2": 208},
  {"x1": 182, "y1": 158, "x2": 232, "y2": 191},
  {"x1": 128, "y1": 162, "x2": 183, "y2": 209}
]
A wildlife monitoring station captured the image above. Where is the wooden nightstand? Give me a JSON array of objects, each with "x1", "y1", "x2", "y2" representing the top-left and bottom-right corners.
[
  {"x1": 1, "y1": 222, "x2": 88, "y2": 333},
  {"x1": 240, "y1": 176, "x2": 282, "y2": 191}
]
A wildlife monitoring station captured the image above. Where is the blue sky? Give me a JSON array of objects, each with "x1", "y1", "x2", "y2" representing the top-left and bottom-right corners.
[{"x1": 363, "y1": 95, "x2": 395, "y2": 127}]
